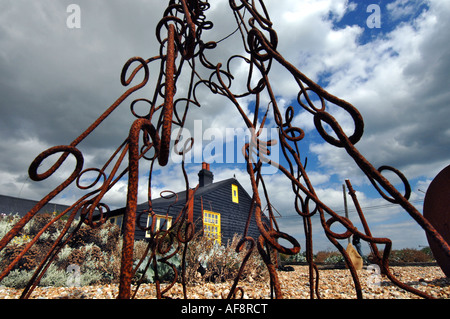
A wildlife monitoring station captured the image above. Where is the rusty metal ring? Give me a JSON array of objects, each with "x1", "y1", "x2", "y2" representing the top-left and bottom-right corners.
[
  {"x1": 263, "y1": 229, "x2": 301, "y2": 255},
  {"x1": 297, "y1": 87, "x2": 327, "y2": 113},
  {"x1": 281, "y1": 125, "x2": 305, "y2": 142},
  {"x1": 28, "y1": 145, "x2": 84, "y2": 182},
  {"x1": 160, "y1": 190, "x2": 178, "y2": 201},
  {"x1": 229, "y1": 0, "x2": 246, "y2": 11},
  {"x1": 177, "y1": 220, "x2": 195, "y2": 244},
  {"x1": 130, "y1": 98, "x2": 153, "y2": 119},
  {"x1": 136, "y1": 209, "x2": 154, "y2": 232},
  {"x1": 76, "y1": 168, "x2": 106, "y2": 190},
  {"x1": 370, "y1": 165, "x2": 412, "y2": 203},
  {"x1": 81, "y1": 200, "x2": 110, "y2": 229},
  {"x1": 140, "y1": 143, "x2": 158, "y2": 161},
  {"x1": 247, "y1": 24, "x2": 278, "y2": 60},
  {"x1": 325, "y1": 216, "x2": 354, "y2": 240},
  {"x1": 313, "y1": 110, "x2": 363, "y2": 148},
  {"x1": 294, "y1": 193, "x2": 319, "y2": 218},
  {"x1": 120, "y1": 57, "x2": 149, "y2": 89},
  {"x1": 156, "y1": 16, "x2": 185, "y2": 44},
  {"x1": 157, "y1": 230, "x2": 177, "y2": 255}
]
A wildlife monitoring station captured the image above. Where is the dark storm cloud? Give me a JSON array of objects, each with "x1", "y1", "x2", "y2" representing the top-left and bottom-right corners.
[{"x1": 0, "y1": 0, "x2": 165, "y2": 198}]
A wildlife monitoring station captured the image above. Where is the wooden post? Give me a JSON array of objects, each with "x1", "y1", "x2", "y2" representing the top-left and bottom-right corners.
[{"x1": 343, "y1": 184, "x2": 350, "y2": 244}]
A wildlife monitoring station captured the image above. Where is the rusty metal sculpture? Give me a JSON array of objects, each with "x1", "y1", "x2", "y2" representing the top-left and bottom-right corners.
[
  {"x1": 1, "y1": 0, "x2": 449, "y2": 299},
  {"x1": 423, "y1": 165, "x2": 450, "y2": 277}
]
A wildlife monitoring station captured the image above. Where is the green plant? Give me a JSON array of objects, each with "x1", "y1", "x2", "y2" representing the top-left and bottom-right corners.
[
  {"x1": 324, "y1": 253, "x2": 345, "y2": 265},
  {"x1": 133, "y1": 248, "x2": 182, "y2": 284},
  {"x1": 388, "y1": 248, "x2": 435, "y2": 263},
  {"x1": 281, "y1": 251, "x2": 307, "y2": 263},
  {"x1": 0, "y1": 214, "x2": 124, "y2": 288},
  {"x1": 315, "y1": 250, "x2": 341, "y2": 263},
  {"x1": 39, "y1": 264, "x2": 68, "y2": 287},
  {"x1": 420, "y1": 246, "x2": 435, "y2": 260},
  {"x1": 182, "y1": 233, "x2": 268, "y2": 285},
  {"x1": 0, "y1": 213, "x2": 271, "y2": 289},
  {"x1": 0, "y1": 269, "x2": 33, "y2": 289},
  {"x1": 0, "y1": 213, "x2": 20, "y2": 238}
]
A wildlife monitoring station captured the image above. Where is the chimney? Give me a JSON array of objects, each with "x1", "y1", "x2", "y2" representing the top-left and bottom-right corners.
[{"x1": 198, "y1": 162, "x2": 213, "y2": 187}]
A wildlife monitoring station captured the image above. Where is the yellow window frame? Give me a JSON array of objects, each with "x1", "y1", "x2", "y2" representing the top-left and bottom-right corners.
[
  {"x1": 232, "y1": 184, "x2": 239, "y2": 203},
  {"x1": 145, "y1": 214, "x2": 172, "y2": 238},
  {"x1": 203, "y1": 210, "x2": 221, "y2": 245}
]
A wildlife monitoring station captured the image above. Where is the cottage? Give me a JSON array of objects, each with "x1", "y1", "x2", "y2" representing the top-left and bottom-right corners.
[{"x1": 107, "y1": 163, "x2": 267, "y2": 245}]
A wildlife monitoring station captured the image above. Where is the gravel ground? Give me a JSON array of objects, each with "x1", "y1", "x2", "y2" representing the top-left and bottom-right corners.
[{"x1": 0, "y1": 266, "x2": 448, "y2": 299}]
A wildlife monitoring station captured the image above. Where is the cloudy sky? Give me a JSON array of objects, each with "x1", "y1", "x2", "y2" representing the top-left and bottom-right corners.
[{"x1": 1, "y1": 0, "x2": 449, "y2": 254}]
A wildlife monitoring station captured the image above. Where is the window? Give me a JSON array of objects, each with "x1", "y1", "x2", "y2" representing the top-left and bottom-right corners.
[
  {"x1": 203, "y1": 210, "x2": 221, "y2": 245},
  {"x1": 109, "y1": 215, "x2": 123, "y2": 230},
  {"x1": 145, "y1": 214, "x2": 172, "y2": 238},
  {"x1": 232, "y1": 184, "x2": 239, "y2": 203}
]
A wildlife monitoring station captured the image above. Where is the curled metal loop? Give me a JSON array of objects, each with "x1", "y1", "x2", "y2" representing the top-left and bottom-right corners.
[
  {"x1": 130, "y1": 98, "x2": 153, "y2": 119},
  {"x1": 313, "y1": 108, "x2": 364, "y2": 147},
  {"x1": 76, "y1": 168, "x2": 106, "y2": 191},
  {"x1": 81, "y1": 199, "x2": 110, "y2": 229},
  {"x1": 324, "y1": 216, "x2": 354, "y2": 240},
  {"x1": 28, "y1": 145, "x2": 83, "y2": 182},
  {"x1": 120, "y1": 57, "x2": 150, "y2": 90},
  {"x1": 371, "y1": 165, "x2": 412, "y2": 203}
]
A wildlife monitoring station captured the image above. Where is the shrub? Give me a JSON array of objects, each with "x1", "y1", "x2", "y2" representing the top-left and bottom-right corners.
[
  {"x1": 133, "y1": 232, "x2": 269, "y2": 286},
  {"x1": 0, "y1": 269, "x2": 33, "y2": 289},
  {"x1": 0, "y1": 213, "x2": 20, "y2": 240},
  {"x1": 420, "y1": 246, "x2": 435, "y2": 260},
  {"x1": 182, "y1": 233, "x2": 268, "y2": 285},
  {"x1": 315, "y1": 250, "x2": 340, "y2": 263},
  {"x1": 324, "y1": 253, "x2": 345, "y2": 265},
  {"x1": 0, "y1": 213, "x2": 271, "y2": 289},
  {"x1": 79, "y1": 268, "x2": 103, "y2": 286},
  {"x1": 27, "y1": 213, "x2": 65, "y2": 239},
  {"x1": 0, "y1": 214, "x2": 123, "y2": 288},
  {"x1": 280, "y1": 251, "x2": 307, "y2": 263},
  {"x1": 133, "y1": 249, "x2": 182, "y2": 284},
  {"x1": 39, "y1": 264, "x2": 68, "y2": 287},
  {"x1": 388, "y1": 248, "x2": 435, "y2": 263},
  {"x1": 68, "y1": 223, "x2": 101, "y2": 249},
  {"x1": 0, "y1": 242, "x2": 51, "y2": 272},
  {"x1": 314, "y1": 250, "x2": 359, "y2": 265}
]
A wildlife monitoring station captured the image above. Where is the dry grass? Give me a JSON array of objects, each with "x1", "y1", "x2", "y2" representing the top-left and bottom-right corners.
[{"x1": 182, "y1": 233, "x2": 269, "y2": 285}]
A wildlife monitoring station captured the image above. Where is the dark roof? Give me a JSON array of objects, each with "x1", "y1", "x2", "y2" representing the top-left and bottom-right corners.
[
  {"x1": 145, "y1": 178, "x2": 241, "y2": 209},
  {"x1": 0, "y1": 194, "x2": 71, "y2": 217}
]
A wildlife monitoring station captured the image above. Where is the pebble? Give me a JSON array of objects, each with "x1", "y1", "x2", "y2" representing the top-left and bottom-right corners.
[
  {"x1": 0, "y1": 266, "x2": 448, "y2": 299},
  {"x1": 205, "y1": 292, "x2": 214, "y2": 298}
]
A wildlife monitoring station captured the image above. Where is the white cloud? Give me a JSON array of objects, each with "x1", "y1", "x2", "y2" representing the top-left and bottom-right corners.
[
  {"x1": 264, "y1": 0, "x2": 364, "y2": 90},
  {"x1": 387, "y1": 0, "x2": 427, "y2": 21},
  {"x1": 306, "y1": 0, "x2": 450, "y2": 186}
]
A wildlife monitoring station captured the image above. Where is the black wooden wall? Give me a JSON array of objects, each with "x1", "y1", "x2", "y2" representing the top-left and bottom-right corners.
[{"x1": 132, "y1": 178, "x2": 264, "y2": 244}]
